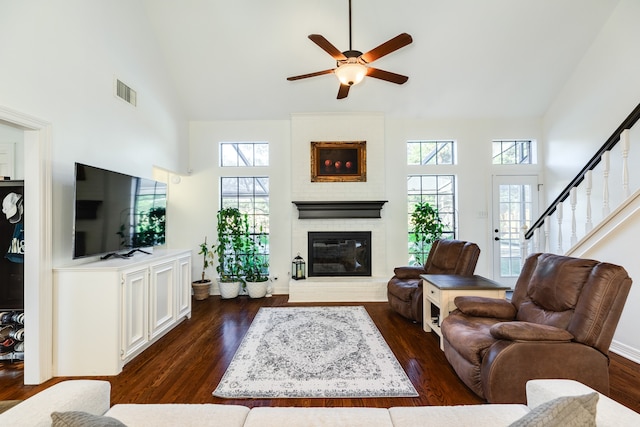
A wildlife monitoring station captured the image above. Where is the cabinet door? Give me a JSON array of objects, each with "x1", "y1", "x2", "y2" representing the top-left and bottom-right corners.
[
  {"x1": 176, "y1": 255, "x2": 192, "y2": 319},
  {"x1": 149, "y1": 260, "x2": 176, "y2": 340},
  {"x1": 122, "y1": 268, "x2": 149, "y2": 360}
]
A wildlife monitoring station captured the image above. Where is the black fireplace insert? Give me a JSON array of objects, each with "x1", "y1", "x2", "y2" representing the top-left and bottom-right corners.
[{"x1": 307, "y1": 231, "x2": 371, "y2": 277}]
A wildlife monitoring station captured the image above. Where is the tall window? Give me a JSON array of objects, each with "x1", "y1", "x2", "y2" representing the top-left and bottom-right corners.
[
  {"x1": 219, "y1": 142, "x2": 269, "y2": 263},
  {"x1": 407, "y1": 140, "x2": 457, "y2": 263},
  {"x1": 407, "y1": 175, "x2": 456, "y2": 264},
  {"x1": 492, "y1": 140, "x2": 535, "y2": 165}
]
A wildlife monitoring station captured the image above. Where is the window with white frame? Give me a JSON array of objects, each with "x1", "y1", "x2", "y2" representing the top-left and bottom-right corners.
[
  {"x1": 407, "y1": 140, "x2": 454, "y2": 165},
  {"x1": 407, "y1": 175, "x2": 456, "y2": 264},
  {"x1": 407, "y1": 140, "x2": 457, "y2": 264},
  {"x1": 492, "y1": 140, "x2": 535, "y2": 165},
  {"x1": 219, "y1": 142, "x2": 269, "y2": 269},
  {"x1": 220, "y1": 142, "x2": 269, "y2": 167}
]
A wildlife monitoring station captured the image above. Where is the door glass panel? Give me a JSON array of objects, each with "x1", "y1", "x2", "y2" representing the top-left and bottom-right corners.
[{"x1": 492, "y1": 176, "x2": 538, "y2": 286}]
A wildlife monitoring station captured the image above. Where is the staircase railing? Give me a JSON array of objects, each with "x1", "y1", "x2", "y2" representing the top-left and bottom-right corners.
[{"x1": 523, "y1": 102, "x2": 640, "y2": 256}]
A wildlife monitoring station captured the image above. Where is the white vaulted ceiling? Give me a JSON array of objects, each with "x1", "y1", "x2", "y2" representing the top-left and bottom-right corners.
[{"x1": 142, "y1": 0, "x2": 620, "y2": 120}]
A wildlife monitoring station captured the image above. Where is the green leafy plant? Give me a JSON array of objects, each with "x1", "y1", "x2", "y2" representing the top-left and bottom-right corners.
[
  {"x1": 215, "y1": 207, "x2": 252, "y2": 282},
  {"x1": 243, "y1": 229, "x2": 269, "y2": 282},
  {"x1": 410, "y1": 201, "x2": 444, "y2": 264},
  {"x1": 197, "y1": 236, "x2": 216, "y2": 282}
]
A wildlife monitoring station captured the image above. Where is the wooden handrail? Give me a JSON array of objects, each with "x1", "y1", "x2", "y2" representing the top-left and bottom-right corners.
[{"x1": 525, "y1": 102, "x2": 640, "y2": 239}]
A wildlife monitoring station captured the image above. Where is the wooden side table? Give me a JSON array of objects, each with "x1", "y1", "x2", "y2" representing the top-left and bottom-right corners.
[{"x1": 421, "y1": 274, "x2": 510, "y2": 350}]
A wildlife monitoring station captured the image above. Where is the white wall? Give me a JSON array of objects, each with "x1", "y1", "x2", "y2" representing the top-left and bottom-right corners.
[
  {"x1": 543, "y1": 0, "x2": 640, "y2": 195},
  {"x1": 174, "y1": 120, "x2": 291, "y2": 292},
  {"x1": 185, "y1": 115, "x2": 542, "y2": 293},
  {"x1": 386, "y1": 118, "x2": 543, "y2": 277},
  {"x1": 290, "y1": 113, "x2": 388, "y2": 280},
  {"x1": 0, "y1": 0, "x2": 189, "y2": 267},
  {"x1": 0, "y1": 0, "x2": 188, "y2": 383},
  {"x1": 542, "y1": 0, "x2": 640, "y2": 359}
]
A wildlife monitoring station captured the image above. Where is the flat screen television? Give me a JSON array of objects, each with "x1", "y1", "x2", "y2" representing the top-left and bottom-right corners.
[{"x1": 72, "y1": 162, "x2": 167, "y2": 259}]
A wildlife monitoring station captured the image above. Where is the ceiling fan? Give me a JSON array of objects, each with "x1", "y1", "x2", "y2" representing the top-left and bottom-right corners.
[{"x1": 287, "y1": 0, "x2": 413, "y2": 99}]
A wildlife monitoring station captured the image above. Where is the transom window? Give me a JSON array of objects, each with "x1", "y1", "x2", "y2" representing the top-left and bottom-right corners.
[
  {"x1": 220, "y1": 142, "x2": 269, "y2": 167},
  {"x1": 407, "y1": 140, "x2": 454, "y2": 165},
  {"x1": 492, "y1": 140, "x2": 535, "y2": 165}
]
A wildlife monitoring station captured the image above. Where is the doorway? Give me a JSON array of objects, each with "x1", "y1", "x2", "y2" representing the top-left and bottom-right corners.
[
  {"x1": 0, "y1": 106, "x2": 52, "y2": 384},
  {"x1": 492, "y1": 175, "x2": 539, "y2": 287}
]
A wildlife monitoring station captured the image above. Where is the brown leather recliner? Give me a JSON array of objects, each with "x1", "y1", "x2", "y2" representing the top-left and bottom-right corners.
[
  {"x1": 441, "y1": 252, "x2": 632, "y2": 404},
  {"x1": 387, "y1": 239, "x2": 480, "y2": 322}
]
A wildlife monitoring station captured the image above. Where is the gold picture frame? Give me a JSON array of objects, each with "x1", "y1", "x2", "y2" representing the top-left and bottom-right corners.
[{"x1": 310, "y1": 141, "x2": 366, "y2": 182}]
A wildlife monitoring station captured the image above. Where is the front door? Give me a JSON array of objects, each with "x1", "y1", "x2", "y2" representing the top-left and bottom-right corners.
[{"x1": 492, "y1": 175, "x2": 539, "y2": 287}]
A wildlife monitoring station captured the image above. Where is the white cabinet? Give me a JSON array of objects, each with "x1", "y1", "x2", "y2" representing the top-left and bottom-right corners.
[
  {"x1": 121, "y1": 266, "x2": 149, "y2": 361},
  {"x1": 53, "y1": 249, "x2": 191, "y2": 376},
  {"x1": 176, "y1": 254, "x2": 192, "y2": 320},
  {"x1": 149, "y1": 259, "x2": 176, "y2": 341}
]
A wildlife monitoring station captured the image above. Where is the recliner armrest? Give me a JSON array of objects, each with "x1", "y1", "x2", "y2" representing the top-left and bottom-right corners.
[
  {"x1": 393, "y1": 266, "x2": 427, "y2": 280},
  {"x1": 454, "y1": 296, "x2": 516, "y2": 319},
  {"x1": 490, "y1": 321, "x2": 574, "y2": 342}
]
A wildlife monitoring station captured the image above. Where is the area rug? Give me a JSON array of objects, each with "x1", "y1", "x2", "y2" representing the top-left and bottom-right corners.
[{"x1": 213, "y1": 306, "x2": 418, "y2": 398}]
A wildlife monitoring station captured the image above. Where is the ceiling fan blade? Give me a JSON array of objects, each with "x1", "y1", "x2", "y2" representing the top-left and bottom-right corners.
[
  {"x1": 287, "y1": 69, "x2": 335, "y2": 81},
  {"x1": 308, "y1": 34, "x2": 347, "y2": 61},
  {"x1": 337, "y1": 84, "x2": 350, "y2": 99},
  {"x1": 360, "y1": 33, "x2": 413, "y2": 63},
  {"x1": 367, "y1": 68, "x2": 409, "y2": 84}
]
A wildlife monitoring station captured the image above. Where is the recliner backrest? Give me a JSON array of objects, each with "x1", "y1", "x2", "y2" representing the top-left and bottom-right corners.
[
  {"x1": 424, "y1": 239, "x2": 480, "y2": 276},
  {"x1": 511, "y1": 253, "x2": 632, "y2": 354}
]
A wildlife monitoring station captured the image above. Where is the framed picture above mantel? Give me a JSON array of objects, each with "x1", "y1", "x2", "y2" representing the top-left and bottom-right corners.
[{"x1": 310, "y1": 141, "x2": 366, "y2": 182}]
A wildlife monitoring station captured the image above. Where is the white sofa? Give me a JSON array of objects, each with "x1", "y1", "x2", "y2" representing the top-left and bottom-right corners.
[{"x1": 1, "y1": 379, "x2": 639, "y2": 426}]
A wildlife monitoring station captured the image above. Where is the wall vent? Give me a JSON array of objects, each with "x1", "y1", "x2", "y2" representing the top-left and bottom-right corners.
[{"x1": 115, "y1": 79, "x2": 137, "y2": 106}]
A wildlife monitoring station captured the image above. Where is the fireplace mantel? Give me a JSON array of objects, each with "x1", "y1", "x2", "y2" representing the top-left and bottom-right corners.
[{"x1": 292, "y1": 200, "x2": 387, "y2": 219}]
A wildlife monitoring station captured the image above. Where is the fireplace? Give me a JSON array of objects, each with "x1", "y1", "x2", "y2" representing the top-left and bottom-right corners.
[{"x1": 307, "y1": 231, "x2": 371, "y2": 277}]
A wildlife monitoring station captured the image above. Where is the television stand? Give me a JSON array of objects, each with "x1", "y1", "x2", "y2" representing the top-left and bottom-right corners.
[{"x1": 53, "y1": 249, "x2": 192, "y2": 376}]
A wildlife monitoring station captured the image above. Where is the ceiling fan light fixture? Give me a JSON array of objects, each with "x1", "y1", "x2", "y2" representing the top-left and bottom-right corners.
[{"x1": 335, "y1": 62, "x2": 367, "y2": 86}]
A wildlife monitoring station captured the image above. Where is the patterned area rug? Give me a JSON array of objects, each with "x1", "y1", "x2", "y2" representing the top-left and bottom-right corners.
[{"x1": 213, "y1": 306, "x2": 418, "y2": 398}]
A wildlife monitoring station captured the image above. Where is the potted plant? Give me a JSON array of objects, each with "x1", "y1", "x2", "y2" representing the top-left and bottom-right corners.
[
  {"x1": 192, "y1": 237, "x2": 215, "y2": 300},
  {"x1": 215, "y1": 207, "x2": 251, "y2": 299},
  {"x1": 410, "y1": 201, "x2": 444, "y2": 265},
  {"x1": 243, "y1": 229, "x2": 270, "y2": 298}
]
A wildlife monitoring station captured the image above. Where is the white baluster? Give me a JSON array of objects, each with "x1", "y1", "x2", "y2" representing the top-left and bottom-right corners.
[
  {"x1": 544, "y1": 217, "x2": 550, "y2": 253},
  {"x1": 621, "y1": 129, "x2": 630, "y2": 198},
  {"x1": 585, "y1": 170, "x2": 593, "y2": 233},
  {"x1": 520, "y1": 224, "x2": 529, "y2": 261},
  {"x1": 570, "y1": 187, "x2": 577, "y2": 246},
  {"x1": 556, "y1": 202, "x2": 563, "y2": 254},
  {"x1": 602, "y1": 151, "x2": 610, "y2": 217}
]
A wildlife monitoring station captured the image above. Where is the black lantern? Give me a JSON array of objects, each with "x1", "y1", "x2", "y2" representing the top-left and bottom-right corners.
[{"x1": 292, "y1": 253, "x2": 306, "y2": 280}]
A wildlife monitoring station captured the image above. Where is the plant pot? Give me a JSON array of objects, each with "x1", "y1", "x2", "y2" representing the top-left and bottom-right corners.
[
  {"x1": 245, "y1": 280, "x2": 269, "y2": 298},
  {"x1": 218, "y1": 280, "x2": 242, "y2": 299},
  {"x1": 191, "y1": 280, "x2": 211, "y2": 300}
]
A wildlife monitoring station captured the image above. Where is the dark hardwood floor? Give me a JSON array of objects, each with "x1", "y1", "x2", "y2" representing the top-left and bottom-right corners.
[{"x1": 1, "y1": 295, "x2": 639, "y2": 412}]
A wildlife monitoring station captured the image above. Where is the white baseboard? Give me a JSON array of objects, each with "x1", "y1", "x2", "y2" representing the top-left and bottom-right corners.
[
  {"x1": 610, "y1": 339, "x2": 640, "y2": 364},
  {"x1": 287, "y1": 277, "x2": 389, "y2": 303}
]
